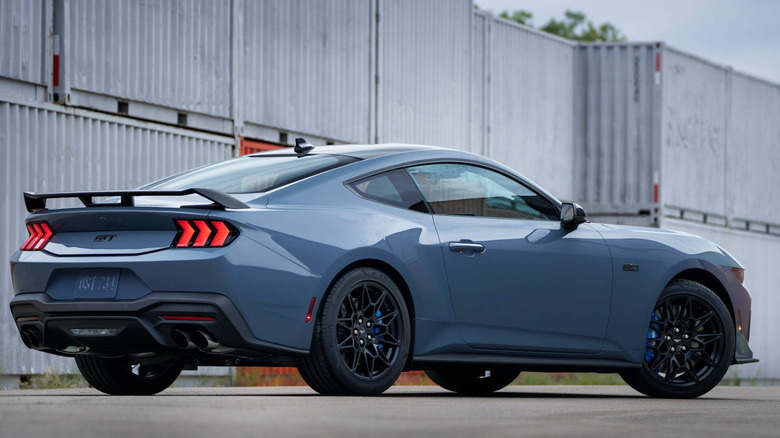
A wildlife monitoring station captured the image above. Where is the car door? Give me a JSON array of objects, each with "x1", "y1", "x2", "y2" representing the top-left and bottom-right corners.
[{"x1": 407, "y1": 163, "x2": 613, "y2": 353}]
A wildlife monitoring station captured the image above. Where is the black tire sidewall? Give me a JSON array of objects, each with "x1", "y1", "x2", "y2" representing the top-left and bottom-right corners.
[
  {"x1": 425, "y1": 367, "x2": 520, "y2": 394},
  {"x1": 76, "y1": 355, "x2": 183, "y2": 395},
  {"x1": 621, "y1": 279, "x2": 736, "y2": 398},
  {"x1": 315, "y1": 267, "x2": 411, "y2": 395}
]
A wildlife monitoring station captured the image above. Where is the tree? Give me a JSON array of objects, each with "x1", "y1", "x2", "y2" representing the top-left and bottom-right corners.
[
  {"x1": 498, "y1": 10, "x2": 533, "y2": 26},
  {"x1": 496, "y1": 9, "x2": 626, "y2": 42}
]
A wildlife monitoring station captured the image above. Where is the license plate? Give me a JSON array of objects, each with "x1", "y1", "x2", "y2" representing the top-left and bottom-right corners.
[{"x1": 74, "y1": 269, "x2": 120, "y2": 299}]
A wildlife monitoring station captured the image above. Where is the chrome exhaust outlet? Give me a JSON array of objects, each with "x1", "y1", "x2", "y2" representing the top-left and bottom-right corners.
[{"x1": 170, "y1": 329, "x2": 196, "y2": 349}]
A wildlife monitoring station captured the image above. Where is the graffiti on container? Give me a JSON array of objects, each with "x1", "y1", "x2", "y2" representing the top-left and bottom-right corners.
[{"x1": 665, "y1": 109, "x2": 723, "y2": 156}]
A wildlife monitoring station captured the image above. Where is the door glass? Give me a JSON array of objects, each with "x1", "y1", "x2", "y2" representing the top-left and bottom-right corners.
[{"x1": 407, "y1": 163, "x2": 557, "y2": 220}]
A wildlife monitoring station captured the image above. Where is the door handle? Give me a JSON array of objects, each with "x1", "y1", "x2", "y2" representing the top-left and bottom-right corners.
[{"x1": 449, "y1": 241, "x2": 486, "y2": 254}]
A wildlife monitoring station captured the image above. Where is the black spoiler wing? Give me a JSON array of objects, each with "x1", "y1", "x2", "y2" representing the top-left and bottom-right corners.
[{"x1": 23, "y1": 188, "x2": 250, "y2": 212}]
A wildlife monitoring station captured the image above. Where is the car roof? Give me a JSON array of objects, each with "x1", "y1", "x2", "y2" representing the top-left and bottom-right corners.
[{"x1": 247, "y1": 143, "x2": 448, "y2": 160}]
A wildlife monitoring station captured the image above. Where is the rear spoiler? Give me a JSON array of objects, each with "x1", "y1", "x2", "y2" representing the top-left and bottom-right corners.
[{"x1": 23, "y1": 188, "x2": 250, "y2": 212}]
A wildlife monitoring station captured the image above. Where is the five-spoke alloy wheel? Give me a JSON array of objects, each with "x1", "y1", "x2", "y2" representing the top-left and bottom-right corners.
[{"x1": 620, "y1": 279, "x2": 735, "y2": 398}]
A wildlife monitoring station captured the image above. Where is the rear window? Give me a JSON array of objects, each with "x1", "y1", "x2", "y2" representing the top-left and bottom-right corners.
[{"x1": 143, "y1": 155, "x2": 358, "y2": 194}]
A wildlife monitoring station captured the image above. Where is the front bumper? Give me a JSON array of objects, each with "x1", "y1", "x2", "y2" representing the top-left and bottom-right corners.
[{"x1": 9, "y1": 292, "x2": 308, "y2": 363}]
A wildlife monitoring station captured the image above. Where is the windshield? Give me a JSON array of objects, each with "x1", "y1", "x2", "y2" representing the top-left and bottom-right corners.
[{"x1": 143, "y1": 155, "x2": 358, "y2": 194}]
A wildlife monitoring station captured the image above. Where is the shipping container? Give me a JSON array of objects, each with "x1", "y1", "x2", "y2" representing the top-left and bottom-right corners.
[
  {"x1": 0, "y1": 0, "x2": 48, "y2": 87},
  {"x1": 240, "y1": 0, "x2": 373, "y2": 145},
  {"x1": 661, "y1": 47, "x2": 731, "y2": 221},
  {"x1": 726, "y1": 72, "x2": 780, "y2": 228},
  {"x1": 574, "y1": 43, "x2": 662, "y2": 222},
  {"x1": 376, "y1": 0, "x2": 472, "y2": 150},
  {"x1": 63, "y1": 0, "x2": 232, "y2": 117},
  {"x1": 488, "y1": 19, "x2": 576, "y2": 201},
  {"x1": 0, "y1": 97, "x2": 234, "y2": 382},
  {"x1": 470, "y1": 11, "x2": 489, "y2": 156}
]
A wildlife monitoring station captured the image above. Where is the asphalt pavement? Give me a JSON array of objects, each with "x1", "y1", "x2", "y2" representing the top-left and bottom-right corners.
[{"x1": 1, "y1": 385, "x2": 777, "y2": 438}]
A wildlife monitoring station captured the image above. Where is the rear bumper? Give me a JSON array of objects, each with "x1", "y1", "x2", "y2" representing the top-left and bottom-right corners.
[
  {"x1": 10, "y1": 232, "x2": 322, "y2": 351},
  {"x1": 9, "y1": 292, "x2": 308, "y2": 360}
]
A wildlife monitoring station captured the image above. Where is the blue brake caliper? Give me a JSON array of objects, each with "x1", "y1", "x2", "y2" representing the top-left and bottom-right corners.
[
  {"x1": 644, "y1": 311, "x2": 659, "y2": 366},
  {"x1": 376, "y1": 310, "x2": 383, "y2": 350}
]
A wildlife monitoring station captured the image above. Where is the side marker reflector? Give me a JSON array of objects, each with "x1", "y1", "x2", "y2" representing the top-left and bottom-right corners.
[
  {"x1": 306, "y1": 297, "x2": 316, "y2": 323},
  {"x1": 737, "y1": 309, "x2": 743, "y2": 333}
]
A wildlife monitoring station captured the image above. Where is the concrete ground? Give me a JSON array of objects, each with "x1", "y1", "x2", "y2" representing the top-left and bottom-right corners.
[{"x1": 0, "y1": 385, "x2": 777, "y2": 438}]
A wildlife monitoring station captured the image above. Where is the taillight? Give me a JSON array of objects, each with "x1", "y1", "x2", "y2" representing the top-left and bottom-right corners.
[
  {"x1": 21, "y1": 222, "x2": 54, "y2": 251},
  {"x1": 173, "y1": 219, "x2": 238, "y2": 248}
]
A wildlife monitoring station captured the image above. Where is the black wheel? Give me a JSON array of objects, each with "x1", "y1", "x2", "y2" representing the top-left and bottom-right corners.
[
  {"x1": 425, "y1": 367, "x2": 520, "y2": 394},
  {"x1": 296, "y1": 267, "x2": 411, "y2": 395},
  {"x1": 620, "y1": 279, "x2": 735, "y2": 398},
  {"x1": 75, "y1": 355, "x2": 183, "y2": 395}
]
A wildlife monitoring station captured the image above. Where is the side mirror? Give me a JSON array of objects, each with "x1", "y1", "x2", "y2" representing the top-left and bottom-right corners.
[{"x1": 560, "y1": 202, "x2": 587, "y2": 230}]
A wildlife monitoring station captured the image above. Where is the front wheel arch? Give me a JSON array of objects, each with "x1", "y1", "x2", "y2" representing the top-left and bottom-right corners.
[{"x1": 671, "y1": 268, "x2": 735, "y2": 326}]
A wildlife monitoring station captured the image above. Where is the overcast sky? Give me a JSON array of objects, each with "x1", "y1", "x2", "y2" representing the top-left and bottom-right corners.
[{"x1": 476, "y1": 0, "x2": 780, "y2": 84}]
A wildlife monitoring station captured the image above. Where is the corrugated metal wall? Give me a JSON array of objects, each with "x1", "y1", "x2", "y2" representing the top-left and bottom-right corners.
[
  {"x1": 64, "y1": 0, "x2": 232, "y2": 118},
  {"x1": 574, "y1": 43, "x2": 661, "y2": 219},
  {"x1": 0, "y1": 0, "x2": 47, "y2": 86},
  {"x1": 661, "y1": 47, "x2": 730, "y2": 221},
  {"x1": 376, "y1": 0, "x2": 472, "y2": 149},
  {"x1": 0, "y1": 98, "x2": 234, "y2": 375},
  {"x1": 469, "y1": 11, "x2": 488, "y2": 156},
  {"x1": 661, "y1": 218, "x2": 778, "y2": 380},
  {"x1": 727, "y1": 72, "x2": 780, "y2": 227},
  {"x1": 240, "y1": 0, "x2": 373, "y2": 144},
  {"x1": 488, "y1": 21, "x2": 576, "y2": 201}
]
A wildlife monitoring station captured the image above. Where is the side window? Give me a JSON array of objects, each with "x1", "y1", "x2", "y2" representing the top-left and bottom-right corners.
[
  {"x1": 406, "y1": 163, "x2": 558, "y2": 220},
  {"x1": 349, "y1": 169, "x2": 429, "y2": 213}
]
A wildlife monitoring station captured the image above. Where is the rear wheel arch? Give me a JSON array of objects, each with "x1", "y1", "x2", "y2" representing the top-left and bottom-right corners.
[{"x1": 324, "y1": 259, "x2": 416, "y2": 371}]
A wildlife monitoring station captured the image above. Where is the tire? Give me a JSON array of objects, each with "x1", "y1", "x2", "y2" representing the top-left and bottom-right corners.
[
  {"x1": 425, "y1": 367, "x2": 520, "y2": 394},
  {"x1": 620, "y1": 279, "x2": 735, "y2": 399},
  {"x1": 75, "y1": 355, "x2": 183, "y2": 395},
  {"x1": 297, "y1": 267, "x2": 411, "y2": 396}
]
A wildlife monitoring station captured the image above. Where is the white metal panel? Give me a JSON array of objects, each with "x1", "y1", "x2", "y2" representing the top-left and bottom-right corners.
[
  {"x1": 376, "y1": 0, "x2": 472, "y2": 150},
  {"x1": 661, "y1": 218, "x2": 777, "y2": 381},
  {"x1": 470, "y1": 11, "x2": 487, "y2": 155},
  {"x1": 65, "y1": 0, "x2": 231, "y2": 117},
  {"x1": 488, "y1": 18, "x2": 576, "y2": 201},
  {"x1": 727, "y1": 72, "x2": 780, "y2": 226},
  {"x1": 240, "y1": 0, "x2": 372, "y2": 144},
  {"x1": 0, "y1": 98, "x2": 234, "y2": 376},
  {"x1": 0, "y1": 0, "x2": 46, "y2": 85},
  {"x1": 574, "y1": 43, "x2": 660, "y2": 219},
  {"x1": 662, "y1": 47, "x2": 729, "y2": 219}
]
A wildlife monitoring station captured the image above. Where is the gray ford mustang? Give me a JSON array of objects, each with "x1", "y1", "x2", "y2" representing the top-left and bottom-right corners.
[{"x1": 9, "y1": 140, "x2": 756, "y2": 398}]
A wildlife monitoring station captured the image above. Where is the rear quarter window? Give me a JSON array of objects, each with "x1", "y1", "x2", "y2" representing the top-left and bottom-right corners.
[{"x1": 349, "y1": 169, "x2": 429, "y2": 213}]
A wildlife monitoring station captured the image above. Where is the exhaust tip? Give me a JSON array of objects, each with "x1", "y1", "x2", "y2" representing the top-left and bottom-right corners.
[
  {"x1": 23, "y1": 328, "x2": 41, "y2": 349},
  {"x1": 170, "y1": 329, "x2": 196, "y2": 349},
  {"x1": 19, "y1": 330, "x2": 32, "y2": 349},
  {"x1": 190, "y1": 330, "x2": 219, "y2": 351}
]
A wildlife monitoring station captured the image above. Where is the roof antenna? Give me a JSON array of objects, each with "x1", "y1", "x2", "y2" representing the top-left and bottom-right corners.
[{"x1": 294, "y1": 138, "x2": 315, "y2": 157}]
